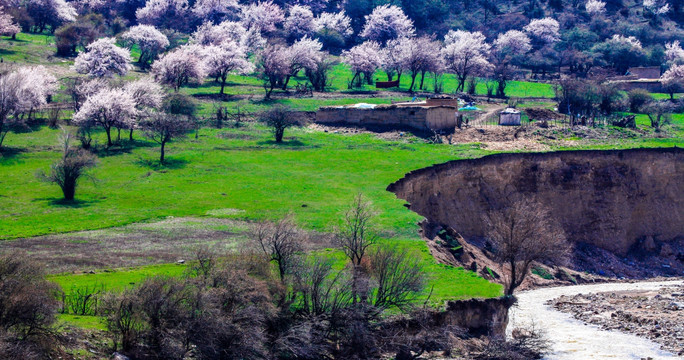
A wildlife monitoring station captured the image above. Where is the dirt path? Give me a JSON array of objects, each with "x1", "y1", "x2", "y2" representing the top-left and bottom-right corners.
[{"x1": 508, "y1": 280, "x2": 684, "y2": 360}]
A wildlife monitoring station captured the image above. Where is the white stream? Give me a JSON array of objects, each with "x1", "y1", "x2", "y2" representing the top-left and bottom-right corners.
[{"x1": 507, "y1": 280, "x2": 684, "y2": 360}]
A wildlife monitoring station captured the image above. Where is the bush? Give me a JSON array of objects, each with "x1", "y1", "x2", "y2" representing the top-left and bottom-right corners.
[
  {"x1": 0, "y1": 253, "x2": 62, "y2": 359},
  {"x1": 627, "y1": 89, "x2": 653, "y2": 113}
]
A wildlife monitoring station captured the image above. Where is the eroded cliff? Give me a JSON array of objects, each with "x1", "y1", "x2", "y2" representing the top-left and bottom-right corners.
[{"x1": 388, "y1": 148, "x2": 683, "y2": 257}]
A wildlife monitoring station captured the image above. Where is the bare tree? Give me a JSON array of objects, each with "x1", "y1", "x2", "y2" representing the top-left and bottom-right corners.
[
  {"x1": 257, "y1": 104, "x2": 306, "y2": 143},
  {"x1": 368, "y1": 245, "x2": 425, "y2": 311},
  {"x1": 335, "y1": 193, "x2": 378, "y2": 304},
  {"x1": 252, "y1": 215, "x2": 303, "y2": 282},
  {"x1": 485, "y1": 200, "x2": 569, "y2": 296},
  {"x1": 0, "y1": 253, "x2": 62, "y2": 359},
  {"x1": 294, "y1": 256, "x2": 351, "y2": 317},
  {"x1": 139, "y1": 112, "x2": 193, "y2": 163},
  {"x1": 37, "y1": 128, "x2": 97, "y2": 201}
]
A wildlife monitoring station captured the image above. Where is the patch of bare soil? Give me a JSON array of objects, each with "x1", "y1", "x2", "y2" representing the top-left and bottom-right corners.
[
  {"x1": 1, "y1": 217, "x2": 332, "y2": 274},
  {"x1": 549, "y1": 285, "x2": 684, "y2": 356}
]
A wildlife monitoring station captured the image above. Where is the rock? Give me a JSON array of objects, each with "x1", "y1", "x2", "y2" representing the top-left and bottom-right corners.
[
  {"x1": 177, "y1": 259, "x2": 185, "y2": 264},
  {"x1": 641, "y1": 236, "x2": 656, "y2": 252},
  {"x1": 660, "y1": 244, "x2": 674, "y2": 257},
  {"x1": 112, "y1": 353, "x2": 130, "y2": 360}
]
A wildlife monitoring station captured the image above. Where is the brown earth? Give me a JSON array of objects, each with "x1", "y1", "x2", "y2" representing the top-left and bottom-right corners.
[
  {"x1": 388, "y1": 148, "x2": 684, "y2": 278},
  {"x1": 1, "y1": 216, "x2": 332, "y2": 274}
]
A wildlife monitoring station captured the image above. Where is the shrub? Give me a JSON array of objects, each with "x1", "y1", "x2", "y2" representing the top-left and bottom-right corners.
[{"x1": 627, "y1": 89, "x2": 652, "y2": 113}]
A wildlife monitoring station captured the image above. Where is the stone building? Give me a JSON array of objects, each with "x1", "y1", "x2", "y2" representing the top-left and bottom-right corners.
[{"x1": 316, "y1": 103, "x2": 458, "y2": 131}]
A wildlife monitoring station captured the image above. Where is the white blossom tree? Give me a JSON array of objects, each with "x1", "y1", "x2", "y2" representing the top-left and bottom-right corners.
[
  {"x1": 585, "y1": 0, "x2": 606, "y2": 14},
  {"x1": 136, "y1": 0, "x2": 189, "y2": 30},
  {"x1": 204, "y1": 41, "x2": 254, "y2": 95},
  {"x1": 240, "y1": 1, "x2": 284, "y2": 34},
  {"x1": 121, "y1": 25, "x2": 170, "y2": 69},
  {"x1": 0, "y1": 66, "x2": 57, "y2": 149},
  {"x1": 190, "y1": 20, "x2": 246, "y2": 45},
  {"x1": 492, "y1": 30, "x2": 532, "y2": 97},
  {"x1": 381, "y1": 37, "x2": 408, "y2": 82},
  {"x1": 282, "y1": 36, "x2": 323, "y2": 90},
  {"x1": 284, "y1": 5, "x2": 316, "y2": 39},
  {"x1": 0, "y1": 8, "x2": 20, "y2": 38},
  {"x1": 643, "y1": 0, "x2": 670, "y2": 17},
  {"x1": 25, "y1": 0, "x2": 77, "y2": 32},
  {"x1": 524, "y1": 17, "x2": 561, "y2": 45},
  {"x1": 360, "y1": 4, "x2": 414, "y2": 44},
  {"x1": 665, "y1": 40, "x2": 684, "y2": 65},
  {"x1": 72, "y1": 88, "x2": 138, "y2": 147},
  {"x1": 151, "y1": 46, "x2": 207, "y2": 91},
  {"x1": 442, "y1": 30, "x2": 491, "y2": 92},
  {"x1": 123, "y1": 77, "x2": 165, "y2": 140},
  {"x1": 257, "y1": 44, "x2": 290, "y2": 98},
  {"x1": 191, "y1": 0, "x2": 240, "y2": 23},
  {"x1": 342, "y1": 41, "x2": 382, "y2": 86},
  {"x1": 661, "y1": 64, "x2": 684, "y2": 100},
  {"x1": 314, "y1": 11, "x2": 352, "y2": 37},
  {"x1": 73, "y1": 37, "x2": 132, "y2": 78}
]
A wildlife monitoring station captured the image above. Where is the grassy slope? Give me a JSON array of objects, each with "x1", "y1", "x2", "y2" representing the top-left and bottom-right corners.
[{"x1": 2, "y1": 125, "x2": 502, "y2": 303}]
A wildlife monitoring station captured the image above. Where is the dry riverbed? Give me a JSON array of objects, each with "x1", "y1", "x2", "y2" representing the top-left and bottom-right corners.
[{"x1": 549, "y1": 284, "x2": 684, "y2": 356}]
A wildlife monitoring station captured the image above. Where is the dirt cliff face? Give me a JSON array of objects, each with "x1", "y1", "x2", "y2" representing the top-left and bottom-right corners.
[{"x1": 388, "y1": 148, "x2": 684, "y2": 256}]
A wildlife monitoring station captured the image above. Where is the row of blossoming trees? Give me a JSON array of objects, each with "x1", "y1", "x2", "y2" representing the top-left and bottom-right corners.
[{"x1": 1, "y1": 1, "x2": 684, "y2": 155}]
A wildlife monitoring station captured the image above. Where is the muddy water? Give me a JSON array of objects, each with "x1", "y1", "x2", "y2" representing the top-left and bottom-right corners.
[{"x1": 507, "y1": 280, "x2": 684, "y2": 360}]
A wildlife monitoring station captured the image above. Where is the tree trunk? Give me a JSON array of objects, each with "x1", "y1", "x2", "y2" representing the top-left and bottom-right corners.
[
  {"x1": 160, "y1": 141, "x2": 165, "y2": 163},
  {"x1": 275, "y1": 128, "x2": 284, "y2": 143},
  {"x1": 220, "y1": 75, "x2": 227, "y2": 95},
  {"x1": 420, "y1": 71, "x2": 426, "y2": 90},
  {"x1": 129, "y1": 129, "x2": 134, "y2": 141},
  {"x1": 105, "y1": 127, "x2": 112, "y2": 147},
  {"x1": 409, "y1": 73, "x2": 417, "y2": 92}
]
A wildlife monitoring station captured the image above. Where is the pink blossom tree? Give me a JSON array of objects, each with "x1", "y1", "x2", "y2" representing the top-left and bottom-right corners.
[
  {"x1": 191, "y1": 0, "x2": 240, "y2": 23},
  {"x1": 240, "y1": 1, "x2": 284, "y2": 34},
  {"x1": 523, "y1": 17, "x2": 561, "y2": 45},
  {"x1": 72, "y1": 88, "x2": 138, "y2": 147},
  {"x1": 284, "y1": 5, "x2": 316, "y2": 39},
  {"x1": 204, "y1": 41, "x2": 254, "y2": 95},
  {"x1": 442, "y1": 30, "x2": 491, "y2": 92},
  {"x1": 73, "y1": 37, "x2": 132, "y2": 78},
  {"x1": 0, "y1": 8, "x2": 20, "y2": 38},
  {"x1": 151, "y1": 46, "x2": 207, "y2": 91},
  {"x1": 661, "y1": 64, "x2": 684, "y2": 100},
  {"x1": 381, "y1": 37, "x2": 408, "y2": 82},
  {"x1": 360, "y1": 4, "x2": 414, "y2": 44},
  {"x1": 121, "y1": 25, "x2": 169, "y2": 69},
  {"x1": 342, "y1": 41, "x2": 382, "y2": 87},
  {"x1": 0, "y1": 66, "x2": 57, "y2": 149}
]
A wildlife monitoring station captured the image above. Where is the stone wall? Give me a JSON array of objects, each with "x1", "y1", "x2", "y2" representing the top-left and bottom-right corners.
[
  {"x1": 388, "y1": 148, "x2": 684, "y2": 256},
  {"x1": 316, "y1": 105, "x2": 457, "y2": 131}
]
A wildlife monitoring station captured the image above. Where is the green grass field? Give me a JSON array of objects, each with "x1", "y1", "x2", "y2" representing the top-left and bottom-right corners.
[{"x1": 2, "y1": 31, "x2": 684, "y2": 320}]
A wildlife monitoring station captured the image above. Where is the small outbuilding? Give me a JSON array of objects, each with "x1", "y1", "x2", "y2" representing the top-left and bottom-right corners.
[{"x1": 499, "y1": 108, "x2": 521, "y2": 126}]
